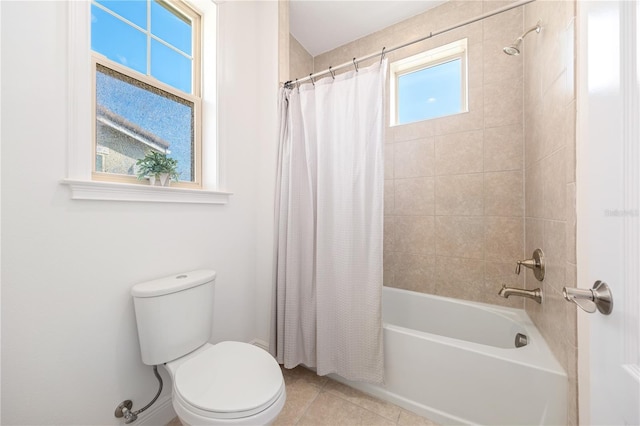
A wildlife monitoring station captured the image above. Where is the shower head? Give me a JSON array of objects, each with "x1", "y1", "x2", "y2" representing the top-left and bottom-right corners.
[
  {"x1": 503, "y1": 42, "x2": 522, "y2": 56},
  {"x1": 503, "y1": 21, "x2": 542, "y2": 56}
]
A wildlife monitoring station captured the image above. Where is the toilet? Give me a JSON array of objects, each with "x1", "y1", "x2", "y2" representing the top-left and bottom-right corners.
[{"x1": 131, "y1": 270, "x2": 286, "y2": 425}]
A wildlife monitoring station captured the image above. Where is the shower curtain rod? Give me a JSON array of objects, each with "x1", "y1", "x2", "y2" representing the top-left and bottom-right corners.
[{"x1": 284, "y1": 0, "x2": 535, "y2": 88}]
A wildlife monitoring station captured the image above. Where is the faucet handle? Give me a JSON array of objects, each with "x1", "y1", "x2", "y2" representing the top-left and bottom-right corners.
[
  {"x1": 515, "y1": 249, "x2": 545, "y2": 281},
  {"x1": 515, "y1": 259, "x2": 536, "y2": 275}
]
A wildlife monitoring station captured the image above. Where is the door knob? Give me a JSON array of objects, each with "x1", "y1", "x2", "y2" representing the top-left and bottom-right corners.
[{"x1": 563, "y1": 280, "x2": 613, "y2": 315}]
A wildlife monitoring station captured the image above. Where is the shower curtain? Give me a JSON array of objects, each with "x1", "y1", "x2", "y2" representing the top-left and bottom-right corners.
[{"x1": 270, "y1": 60, "x2": 387, "y2": 383}]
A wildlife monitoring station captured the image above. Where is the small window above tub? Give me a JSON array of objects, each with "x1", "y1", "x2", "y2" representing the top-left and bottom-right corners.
[{"x1": 390, "y1": 39, "x2": 468, "y2": 126}]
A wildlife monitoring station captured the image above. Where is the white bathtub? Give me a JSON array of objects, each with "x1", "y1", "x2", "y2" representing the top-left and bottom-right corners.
[{"x1": 331, "y1": 287, "x2": 567, "y2": 425}]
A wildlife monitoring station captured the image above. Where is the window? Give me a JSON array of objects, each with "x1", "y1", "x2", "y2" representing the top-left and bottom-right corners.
[
  {"x1": 91, "y1": 0, "x2": 202, "y2": 188},
  {"x1": 390, "y1": 39, "x2": 468, "y2": 126}
]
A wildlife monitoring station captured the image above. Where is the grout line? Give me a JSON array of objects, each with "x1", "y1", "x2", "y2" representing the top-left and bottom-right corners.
[
  {"x1": 293, "y1": 384, "x2": 322, "y2": 426},
  {"x1": 292, "y1": 368, "x2": 441, "y2": 425},
  {"x1": 325, "y1": 389, "x2": 400, "y2": 425},
  {"x1": 323, "y1": 378, "x2": 407, "y2": 424}
]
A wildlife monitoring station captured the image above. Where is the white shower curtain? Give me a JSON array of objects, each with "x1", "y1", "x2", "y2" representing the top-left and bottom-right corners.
[{"x1": 270, "y1": 60, "x2": 386, "y2": 383}]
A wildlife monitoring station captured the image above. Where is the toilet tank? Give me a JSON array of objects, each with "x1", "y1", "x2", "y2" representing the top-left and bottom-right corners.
[{"x1": 131, "y1": 270, "x2": 216, "y2": 365}]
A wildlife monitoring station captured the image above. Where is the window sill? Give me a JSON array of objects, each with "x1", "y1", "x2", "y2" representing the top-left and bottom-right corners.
[{"x1": 61, "y1": 179, "x2": 231, "y2": 204}]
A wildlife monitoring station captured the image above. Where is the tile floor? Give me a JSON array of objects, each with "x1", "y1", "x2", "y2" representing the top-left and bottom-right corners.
[{"x1": 167, "y1": 365, "x2": 440, "y2": 426}]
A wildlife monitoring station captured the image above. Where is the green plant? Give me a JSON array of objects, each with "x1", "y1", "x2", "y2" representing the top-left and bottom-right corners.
[{"x1": 135, "y1": 151, "x2": 179, "y2": 181}]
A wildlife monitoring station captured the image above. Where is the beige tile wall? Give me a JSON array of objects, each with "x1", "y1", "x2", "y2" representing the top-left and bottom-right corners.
[
  {"x1": 289, "y1": 35, "x2": 314, "y2": 82},
  {"x1": 522, "y1": 1, "x2": 577, "y2": 425},
  {"x1": 312, "y1": 0, "x2": 526, "y2": 308},
  {"x1": 279, "y1": 0, "x2": 290, "y2": 82}
]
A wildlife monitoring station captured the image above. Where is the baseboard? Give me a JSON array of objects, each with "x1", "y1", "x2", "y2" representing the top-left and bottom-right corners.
[
  {"x1": 250, "y1": 338, "x2": 270, "y2": 352},
  {"x1": 136, "y1": 395, "x2": 176, "y2": 426}
]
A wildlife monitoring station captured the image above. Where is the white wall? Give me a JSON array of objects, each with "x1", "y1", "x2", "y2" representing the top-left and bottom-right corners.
[
  {"x1": 251, "y1": 1, "x2": 279, "y2": 347},
  {"x1": 0, "y1": 1, "x2": 278, "y2": 424}
]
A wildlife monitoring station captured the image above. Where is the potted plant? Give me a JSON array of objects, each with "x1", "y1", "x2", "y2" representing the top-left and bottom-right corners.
[{"x1": 135, "y1": 151, "x2": 179, "y2": 186}]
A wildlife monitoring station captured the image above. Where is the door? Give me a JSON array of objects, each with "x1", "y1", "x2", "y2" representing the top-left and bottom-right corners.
[{"x1": 578, "y1": 1, "x2": 640, "y2": 424}]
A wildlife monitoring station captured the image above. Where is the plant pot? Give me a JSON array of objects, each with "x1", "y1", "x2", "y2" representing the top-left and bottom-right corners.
[
  {"x1": 159, "y1": 173, "x2": 171, "y2": 187},
  {"x1": 148, "y1": 175, "x2": 156, "y2": 186}
]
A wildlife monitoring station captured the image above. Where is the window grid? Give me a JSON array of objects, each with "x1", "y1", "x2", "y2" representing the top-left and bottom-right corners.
[{"x1": 91, "y1": 0, "x2": 196, "y2": 94}]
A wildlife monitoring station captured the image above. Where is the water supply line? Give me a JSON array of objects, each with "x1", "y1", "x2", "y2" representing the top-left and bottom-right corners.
[{"x1": 115, "y1": 365, "x2": 163, "y2": 424}]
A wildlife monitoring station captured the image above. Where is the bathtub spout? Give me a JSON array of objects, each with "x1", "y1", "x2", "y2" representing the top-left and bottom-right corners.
[{"x1": 498, "y1": 285, "x2": 542, "y2": 304}]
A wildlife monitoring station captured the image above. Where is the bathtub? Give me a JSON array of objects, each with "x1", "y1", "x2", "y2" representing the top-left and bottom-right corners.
[{"x1": 331, "y1": 287, "x2": 567, "y2": 425}]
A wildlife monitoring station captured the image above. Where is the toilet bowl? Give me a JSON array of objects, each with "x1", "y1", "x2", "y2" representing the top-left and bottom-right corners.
[
  {"x1": 131, "y1": 270, "x2": 286, "y2": 425},
  {"x1": 164, "y1": 342, "x2": 285, "y2": 425}
]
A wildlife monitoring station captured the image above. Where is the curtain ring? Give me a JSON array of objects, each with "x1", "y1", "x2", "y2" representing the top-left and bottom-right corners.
[
  {"x1": 309, "y1": 73, "x2": 315, "y2": 86},
  {"x1": 329, "y1": 66, "x2": 335, "y2": 79},
  {"x1": 380, "y1": 47, "x2": 386, "y2": 64},
  {"x1": 353, "y1": 58, "x2": 359, "y2": 72},
  {"x1": 295, "y1": 78, "x2": 299, "y2": 92}
]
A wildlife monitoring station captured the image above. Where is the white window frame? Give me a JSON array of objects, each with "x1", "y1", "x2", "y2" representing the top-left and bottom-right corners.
[
  {"x1": 390, "y1": 38, "x2": 468, "y2": 127},
  {"x1": 91, "y1": 0, "x2": 203, "y2": 189},
  {"x1": 63, "y1": 0, "x2": 230, "y2": 204}
]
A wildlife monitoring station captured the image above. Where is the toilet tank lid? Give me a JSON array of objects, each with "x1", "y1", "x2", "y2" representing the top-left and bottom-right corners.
[{"x1": 131, "y1": 270, "x2": 216, "y2": 298}]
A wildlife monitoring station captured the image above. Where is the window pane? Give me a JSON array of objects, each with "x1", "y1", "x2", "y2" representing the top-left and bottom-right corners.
[
  {"x1": 96, "y1": 154, "x2": 104, "y2": 172},
  {"x1": 95, "y1": 64, "x2": 195, "y2": 182},
  {"x1": 151, "y1": 0, "x2": 192, "y2": 55},
  {"x1": 398, "y1": 59, "x2": 462, "y2": 124},
  {"x1": 151, "y1": 39, "x2": 192, "y2": 93},
  {"x1": 91, "y1": 4, "x2": 147, "y2": 75},
  {"x1": 94, "y1": 0, "x2": 147, "y2": 28}
]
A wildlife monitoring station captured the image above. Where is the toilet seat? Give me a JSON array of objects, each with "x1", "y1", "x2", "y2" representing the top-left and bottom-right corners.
[{"x1": 173, "y1": 341, "x2": 284, "y2": 420}]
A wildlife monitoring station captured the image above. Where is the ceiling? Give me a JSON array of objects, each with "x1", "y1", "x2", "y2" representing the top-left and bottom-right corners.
[{"x1": 289, "y1": 1, "x2": 447, "y2": 57}]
